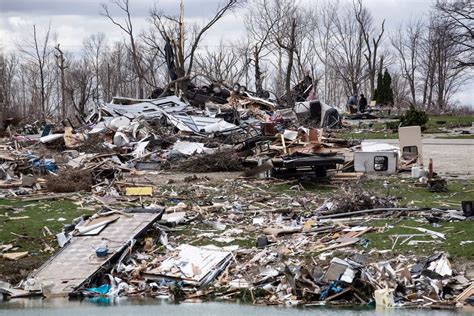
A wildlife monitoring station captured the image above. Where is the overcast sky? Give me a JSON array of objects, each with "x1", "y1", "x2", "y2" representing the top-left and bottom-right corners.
[{"x1": 0, "y1": 0, "x2": 472, "y2": 106}]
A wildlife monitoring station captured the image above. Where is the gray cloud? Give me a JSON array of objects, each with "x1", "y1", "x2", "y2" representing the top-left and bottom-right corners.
[{"x1": 0, "y1": 0, "x2": 226, "y2": 18}]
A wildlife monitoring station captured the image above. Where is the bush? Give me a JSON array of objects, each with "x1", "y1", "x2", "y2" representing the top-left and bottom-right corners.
[
  {"x1": 386, "y1": 120, "x2": 400, "y2": 130},
  {"x1": 399, "y1": 106, "x2": 429, "y2": 127}
]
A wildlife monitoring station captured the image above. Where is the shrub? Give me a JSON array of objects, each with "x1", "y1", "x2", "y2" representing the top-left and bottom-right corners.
[
  {"x1": 399, "y1": 106, "x2": 429, "y2": 127},
  {"x1": 386, "y1": 120, "x2": 400, "y2": 130}
]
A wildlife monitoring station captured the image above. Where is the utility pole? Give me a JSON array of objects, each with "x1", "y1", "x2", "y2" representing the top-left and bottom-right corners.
[{"x1": 55, "y1": 44, "x2": 67, "y2": 120}]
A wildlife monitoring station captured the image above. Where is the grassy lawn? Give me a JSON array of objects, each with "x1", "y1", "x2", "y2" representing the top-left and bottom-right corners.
[
  {"x1": 0, "y1": 198, "x2": 95, "y2": 254},
  {"x1": 269, "y1": 178, "x2": 474, "y2": 261},
  {"x1": 335, "y1": 115, "x2": 473, "y2": 139},
  {"x1": 335, "y1": 131, "x2": 473, "y2": 140},
  {"x1": 425, "y1": 115, "x2": 474, "y2": 133},
  {"x1": 362, "y1": 178, "x2": 474, "y2": 208},
  {"x1": 352, "y1": 178, "x2": 474, "y2": 259},
  {"x1": 269, "y1": 178, "x2": 474, "y2": 209},
  {"x1": 362, "y1": 219, "x2": 474, "y2": 259},
  {"x1": 0, "y1": 197, "x2": 97, "y2": 283}
]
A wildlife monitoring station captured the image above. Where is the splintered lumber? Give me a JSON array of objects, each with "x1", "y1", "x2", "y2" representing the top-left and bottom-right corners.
[
  {"x1": 263, "y1": 226, "x2": 302, "y2": 237},
  {"x1": 318, "y1": 239, "x2": 360, "y2": 252},
  {"x1": 280, "y1": 134, "x2": 287, "y2": 154},
  {"x1": 2, "y1": 251, "x2": 29, "y2": 261},
  {"x1": 330, "y1": 172, "x2": 363, "y2": 183},
  {"x1": 317, "y1": 207, "x2": 422, "y2": 219},
  {"x1": 0, "y1": 181, "x2": 23, "y2": 189},
  {"x1": 455, "y1": 284, "x2": 474, "y2": 302},
  {"x1": 401, "y1": 226, "x2": 446, "y2": 240},
  {"x1": 324, "y1": 287, "x2": 351, "y2": 302},
  {"x1": 331, "y1": 172, "x2": 362, "y2": 178}
]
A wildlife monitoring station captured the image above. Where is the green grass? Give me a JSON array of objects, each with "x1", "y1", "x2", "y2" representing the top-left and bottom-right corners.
[
  {"x1": 362, "y1": 178, "x2": 474, "y2": 208},
  {"x1": 0, "y1": 198, "x2": 95, "y2": 254},
  {"x1": 362, "y1": 219, "x2": 474, "y2": 259},
  {"x1": 360, "y1": 179, "x2": 474, "y2": 258},
  {"x1": 271, "y1": 178, "x2": 474, "y2": 209},
  {"x1": 424, "y1": 115, "x2": 474, "y2": 133},
  {"x1": 335, "y1": 115, "x2": 473, "y2": 138}
]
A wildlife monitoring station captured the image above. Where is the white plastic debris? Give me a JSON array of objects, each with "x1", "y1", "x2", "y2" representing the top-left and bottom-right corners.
[{"x1": 374, "y1": 288, "x2": 395, "y2": 307}]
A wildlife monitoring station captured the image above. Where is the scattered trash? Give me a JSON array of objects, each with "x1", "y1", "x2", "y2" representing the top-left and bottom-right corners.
[{"x1": 0, "y1": 86, "x2": 472, "y2": 311}]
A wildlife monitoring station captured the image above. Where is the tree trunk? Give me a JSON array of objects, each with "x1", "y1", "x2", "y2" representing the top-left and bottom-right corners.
[
  {"x1": 254, "y1": 45, "x2": 263, "y2": 96},
  {"x1": 285, "y1": 18, "x2": 296, "y2": 107},
  {"x1": 39, "y1": 67, "x2": 46, "y2": 118}
]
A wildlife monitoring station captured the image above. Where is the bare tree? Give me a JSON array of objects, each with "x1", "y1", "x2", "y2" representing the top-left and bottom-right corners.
[
  {"x1": 431, "y1": 17, "x2": 468, "y2": 109},
  {"x1": 390, "y1": 70, "x2": 410, "y2": 109},
  {"x1": 67, "y1": 58, "x2": 94, "y2": 116},
  {"x1": 249, "y1": 0, "x2": 305, "y2": 105},
  {"x1": 418, "y1": 12, "x2": 470, "y2": 110},
  {"x1": 195, "y1": 41, "x2": 250, "y2": 85},
  {"x1": 436, "y1": 0, "x2": 474, "y2": 67},
  {"x1": 54, "y1": 44, "x2": 67, "y2": 119},
  {"x1": 102, "y1": 0, "x2": 147, "y2": 98},
  {"x1": 1, "y1": 54, "x2": 18, "y2": 113},
  {"x1": 391, "y1": 19, "x2": 423, "y2": 106},
  {"x1": 245, "y1": 0, "x2": 279, "y2": 96},
  {"x1": 19, "y1": 24, "x2": 54, "y2": 118},
  {"x1": 329, "y1": 6, "x2": 367, "y2": 96},
  {"x1": 83, "y1": 33, "x2": 107, "y2": 102},
  {"x1": 271, "y1": 1, "x2": 303, "y2": 106},
  {"x1": 0, "y1": 53, "x2": 7, "y2": 128},
  {"x1": 150, "y1": 0, "x2": 240, "y2": 95},
  {"x1": 355, "y1": 0, "x2": 384, "y2": 100},
  {"x1": 309, "y1": 1, "x2": 339, "y2": 104}
]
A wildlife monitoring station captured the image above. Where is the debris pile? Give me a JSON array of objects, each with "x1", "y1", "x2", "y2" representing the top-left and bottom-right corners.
[
  {"x1": 0, "y1": 174, "x2": 472, "y2": 310},
  {"x1": 318, "y1": 184, "x2": 397, "y2": 214},
  {"x1": 0, "y1": 82, "x2": 472, "y2": 311}
]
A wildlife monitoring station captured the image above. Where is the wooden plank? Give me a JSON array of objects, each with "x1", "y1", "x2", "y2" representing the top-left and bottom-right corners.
[
  {"x1": 2, "y1": 251, "x2": 28, "y2": 261},
  {"x1": 125, "y1": 187, "x2": 153, "y2": 196},
  {"x1": 455, "y1": 284, "x2": 474, "y2": 302},
  {"x1": 324, "y1": 287, "x2": 351, "y2": 302},
  {"x1": 318, "y1": 239, "x2": 359, "y2": 252},
  {"x1": 280, "y1": 134, "x2": 287, "y2": 154}
]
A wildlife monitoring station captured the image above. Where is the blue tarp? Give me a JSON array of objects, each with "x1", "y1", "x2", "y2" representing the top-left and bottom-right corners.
[
  {"x1": 84, "y1": 284, "x2": 111, "y2": 295},
  {"x1": 26, "y1": 153, "x2": 58, "y2": 173}
]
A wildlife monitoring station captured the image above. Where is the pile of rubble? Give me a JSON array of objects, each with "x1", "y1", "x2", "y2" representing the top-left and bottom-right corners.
[
  {"x1": 0, "y1": 174, "x2": 472, "y2": 309},
  {"x1": 1, "y1": 79, "x2": 352, "y2": 195},
  {"x1": 0, "y1": 82, "x2": 473, "y2": 310}
]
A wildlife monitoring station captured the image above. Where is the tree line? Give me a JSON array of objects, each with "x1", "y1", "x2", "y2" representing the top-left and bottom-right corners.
[{"x1": 0, "y1": 0, "x2": 472, "y2": 122}]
